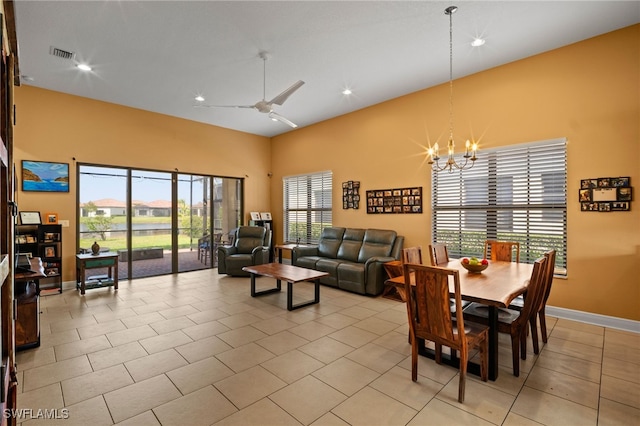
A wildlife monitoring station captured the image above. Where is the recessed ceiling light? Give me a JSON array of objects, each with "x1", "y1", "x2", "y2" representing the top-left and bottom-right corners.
[
  {"x1": 76, "y1": 64, "x2": 92, "y2": 71},
  {"x1": 195, "y1": 95, "x2": 205, "y2": 102},
  {"x1": 342, "y1": 88, "x2": 352, "y2": 95},
  {"x1": 471, "y1": 38, "x2": 485, "y2": 47}
]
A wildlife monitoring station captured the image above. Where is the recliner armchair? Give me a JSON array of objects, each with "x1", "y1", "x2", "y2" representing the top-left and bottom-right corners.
[{"x1": 217, "y1": 226, "x2": 271, "y2": 276}]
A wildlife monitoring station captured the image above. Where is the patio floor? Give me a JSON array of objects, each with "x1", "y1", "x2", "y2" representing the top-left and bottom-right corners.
[{"x1": 85, "y1": 248, "x2": 216, "y2": 282}]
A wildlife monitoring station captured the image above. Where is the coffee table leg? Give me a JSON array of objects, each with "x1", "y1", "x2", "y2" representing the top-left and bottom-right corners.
[
  {"x1": 287, "y1": 279, "x2": 321, "y2": 311},
  {"x1": 250, "y1": 273, "x2": 281, "y2": 297}
]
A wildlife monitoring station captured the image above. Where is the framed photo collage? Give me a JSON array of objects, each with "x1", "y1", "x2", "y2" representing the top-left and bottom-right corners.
[{"x1": 579, "y1": 177, "x2": 632, "y2": 212}]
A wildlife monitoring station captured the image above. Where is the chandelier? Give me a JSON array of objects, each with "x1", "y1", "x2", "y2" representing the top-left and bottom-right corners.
[{"x1": 427, "y1": 5, "x2": 478, "y2": 173}]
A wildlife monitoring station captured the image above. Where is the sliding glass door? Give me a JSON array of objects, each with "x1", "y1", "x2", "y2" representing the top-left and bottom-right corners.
[{"x1": 78, "y1": 164, "x2": 242, "y2": 280}]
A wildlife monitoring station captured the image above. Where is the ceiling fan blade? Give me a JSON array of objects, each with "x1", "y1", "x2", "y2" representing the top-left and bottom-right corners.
[
  {"x1": 268, "y1": 112, "x2": 298, "y2": 128},
  {"x1": 268, "y1": 80, "x2": 305, "y2": 106}
]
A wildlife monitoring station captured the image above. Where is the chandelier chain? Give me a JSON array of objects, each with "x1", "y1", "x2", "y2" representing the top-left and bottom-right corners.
[
  {"x1": 426, "y1": 5, "x2": 478, "y2": 173},
  {"x1": 449, "y1": 8, "x2": 454, "y2": 141}
]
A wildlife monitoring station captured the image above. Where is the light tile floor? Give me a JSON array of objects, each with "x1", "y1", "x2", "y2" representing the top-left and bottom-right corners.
[{"x1": 15, "y1": 269, "x2": 640, "y2": 425}]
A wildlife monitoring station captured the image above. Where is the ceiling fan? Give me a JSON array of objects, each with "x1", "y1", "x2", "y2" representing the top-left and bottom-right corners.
[{"x1": 196, "y1": 52, "x2": 305, "y2": 128}]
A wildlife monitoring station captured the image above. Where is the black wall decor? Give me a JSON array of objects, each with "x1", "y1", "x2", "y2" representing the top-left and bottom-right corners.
[
  {"x1": 366, "y1": 187, "x2": 422, "y2": 214},
  {"x1": 342, "y1": 181, "x2": 360, "y2": 209},
  {"x1": 579, "y1": 177, "x2": 632, "y2": 212}
]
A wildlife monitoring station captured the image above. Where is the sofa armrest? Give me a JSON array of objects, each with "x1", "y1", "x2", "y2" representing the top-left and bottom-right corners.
[
  {"x1": 217, "y1": 245, "x2": 237, "y2": 274},
  {"x1": 251, "y1": 246, "x2": 271, "y2": 265},
  {"x1": 364, "y1": 256, "x2": 397, "y2": 295},
  {"x1": 292, "y1": 245, "x2": 319, "y2": 265}
]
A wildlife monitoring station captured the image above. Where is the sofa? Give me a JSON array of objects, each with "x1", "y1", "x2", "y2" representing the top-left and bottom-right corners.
[{"x1": 291, "y1": 227, "x2": 404, "y2": 296}]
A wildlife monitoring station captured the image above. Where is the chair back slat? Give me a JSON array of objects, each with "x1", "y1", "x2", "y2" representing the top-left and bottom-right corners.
[
  {"x1": 517, "y1": 257, "x2": 547, "y2": 324},
  {"x1": 539, "y1": 249, "x2": 556, "y2": 309},
  {"x1": 404, "y1": 264, "x2": 463, "y2": 347},
  {"x1": 402, "y1": 247, "x2": 423, "y2": 265},
  {"x1": 484, "y1": 240, "x2": 520, "y2": 262},
  {"x1": 428, "y1": 243, "x2": 449, "y2": 265}
]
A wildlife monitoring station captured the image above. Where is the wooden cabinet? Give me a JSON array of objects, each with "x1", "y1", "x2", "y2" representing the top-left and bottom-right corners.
[
  {"x1": 16, "y1": 224, "x2": 62, "y2": 294},
  {"x1": 14, "y1": 281, "x2": 39, "y2": 351}
]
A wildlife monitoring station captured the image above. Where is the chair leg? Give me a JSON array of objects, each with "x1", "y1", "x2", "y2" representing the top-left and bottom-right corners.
[
  {"x1": 529, "y1": 315, "x2": 540, "y2": 354},
  {"x1": 458, "y1": 350, "x2": 467, "y2": 403},
  {"x1": 411, "y1": 338, "x2": 418, "y2": 382},
  {"x1": 511, "y1": 334, "x2": 520, "y2": 377},
  {"x1": 479, "y1": 340, "x2": 488, "y2": 382},
  {"x1": 435, "y1": 343, "x2": 442, "y2": 364},
  {"x1": 520, "y1": 329, "x2": 527, "y2": 360},
  {"x1": 539, "y1": 309, "x2": 548, "y2": 343}
]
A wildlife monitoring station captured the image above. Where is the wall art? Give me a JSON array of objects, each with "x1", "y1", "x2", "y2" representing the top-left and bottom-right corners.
[
  {"x1": 366, "y1": 186, "x2": 422, "y2": 214},
  {"x1": 579, "y1": 177, "x2": 632, "y2": 212},
  {"x1": 342, "y1": 181, "x2": 360, "y2": 209}
]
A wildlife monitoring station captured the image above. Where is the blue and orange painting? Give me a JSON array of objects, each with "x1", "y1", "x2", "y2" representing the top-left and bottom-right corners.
[{"x1": 22, "y1": 161, "x2": 69, "y2": 192}]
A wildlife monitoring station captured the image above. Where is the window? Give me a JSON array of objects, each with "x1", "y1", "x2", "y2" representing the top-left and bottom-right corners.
[
  {"x1": 283, "y1": 171, "x2": 332, "y2": 244},
  {"x1": 432, "y1": 138, "x2": 567, "y2": 275}
]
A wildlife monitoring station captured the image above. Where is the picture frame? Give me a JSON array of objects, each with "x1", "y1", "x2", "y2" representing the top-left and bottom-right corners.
[
  {"x1": 43, "y1": 245, "x2": 57, "y2": 258},
  {"x1": 22, "y1": 160, "x2": 70, "y2": 192},
  {"x1": 580, "y1": 177, "x2": 633, "y2": 212},
  {"x1": 260, "y1": 212, "x2": 272, "y2": 220},
  {"x1": 618, "y1": 187, "x2": 632, "y2": 201},
  {"x1": 366, "y1": 186, "x2": 422, "y2": 214},
  {"x1": 44, "y1": 212, "x2": 59, "y2": 224},
  {"x1": 19, "y1": 211, "x2": 41, "y2": 225},
  {"x1": 342, "y1": 180, "x2": 360, "y2": 209},
  {"x1": 249, "y1": 212, "x2": 261, "y2": 221}
]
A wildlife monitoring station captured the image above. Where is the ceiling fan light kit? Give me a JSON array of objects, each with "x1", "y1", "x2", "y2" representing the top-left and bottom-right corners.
[{"x1": 195, "y1": 51, "x2": 304, "y2": 128}]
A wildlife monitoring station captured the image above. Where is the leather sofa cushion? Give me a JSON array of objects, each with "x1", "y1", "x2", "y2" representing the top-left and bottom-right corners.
[
  {"x1": 296, "y1": 256, "x2": 322, "y2": 270},
  {"x1": 317, "y1": 227, "x2": 345, "y2": 258},
  {"x1": 316, "y1": 258, "x2": 343, "y2": 287},
  {"x1": 337, "y1": 262, "x2": 366, "y2": 294},
  {"x1": 357, "y1": 229, "x2": 397, "y2": 263},
  {"x1": 337, "y1": 228, "x2": 365, "y2": 262},
  {"x1": 235, "y1": 226, "x2": 266, "y2": 254}
]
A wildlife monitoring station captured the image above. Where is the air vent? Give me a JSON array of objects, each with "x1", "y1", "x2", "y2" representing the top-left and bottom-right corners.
[{"x1": 49, "y1": 46, "x2": 75, "y2": 60}]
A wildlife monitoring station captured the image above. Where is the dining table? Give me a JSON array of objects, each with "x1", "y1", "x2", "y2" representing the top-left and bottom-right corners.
[{"x1": 385, "y1": 258, "x2": 533, "y2": 380}]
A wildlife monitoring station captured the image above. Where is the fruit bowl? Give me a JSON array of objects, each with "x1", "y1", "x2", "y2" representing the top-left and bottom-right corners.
[{"x1": 460, "y1": 258, "x2": 489, "y2": 273}]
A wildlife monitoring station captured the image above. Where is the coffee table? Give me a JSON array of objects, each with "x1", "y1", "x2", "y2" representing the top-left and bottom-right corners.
[{"x1": 242, "y1": 263, "x2": 328, "y2": 311}]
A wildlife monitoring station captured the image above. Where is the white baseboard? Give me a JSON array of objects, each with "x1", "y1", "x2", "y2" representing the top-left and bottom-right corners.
[{"x1": 546, "y1": 305, "x2": 640, "y2": 334}]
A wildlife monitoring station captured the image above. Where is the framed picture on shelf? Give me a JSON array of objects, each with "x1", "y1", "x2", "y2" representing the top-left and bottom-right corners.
[
  {"x1": 19, "y1": 211, "x2": 41, "y2": 225},
  {"x1": 260, "y1": 212, "x2": 272, "y2": 220},
  {"x1": 22, "y1": 160, "x2": 70, "y2": 192},
  {"x1": 44, "y1": 212, "x2": 59, "y2": 224},
  {"x1": 250, "y1": 212, "x2": 261, "y2": 221},
  {"x1": 43, "y1": 246, "x2": 57, "y2": 258}
]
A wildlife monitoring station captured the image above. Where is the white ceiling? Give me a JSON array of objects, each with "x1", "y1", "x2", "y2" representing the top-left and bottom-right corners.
[{"x1": 13, "y1": 1, "x2": 640, "y2": 138}]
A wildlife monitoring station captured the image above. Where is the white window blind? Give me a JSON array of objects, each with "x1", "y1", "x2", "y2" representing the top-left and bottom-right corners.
[
  {"x1": 432, "y1": 138, "x2": 567, "y2": 275},
  {"x1": 283, "y1": 171, "x2": 332, "y2": 244}
]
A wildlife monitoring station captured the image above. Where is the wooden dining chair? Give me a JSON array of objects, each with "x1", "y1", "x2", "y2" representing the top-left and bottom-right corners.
[
  {"x1": 403, "y1": 263, "x2": 489, "y2": 403},
  {"x1": 509, "y1": 249, "x2": 557, "y2": 353},
  {"x1": 462, "y1": 256, "x2": 547, "y2": 377},
  {"x1": 428, "y1": 243, "x2": 449, "y2": 265},
  {"x1": 484, "y1": 240, "x2": 520, "y2": 262},
  {"x1": 402, "y1": 246, "x2": 423, "y2": 265}
]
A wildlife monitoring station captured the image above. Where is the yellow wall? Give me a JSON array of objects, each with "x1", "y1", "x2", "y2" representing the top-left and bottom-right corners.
[
  {"x1": 271, "y1": 25, "x2": 640, "y2": 321},
  {"x1": 14, "y1": 25, "x2": 639, "y2": 321},
  {"x1": 14, "y1": 88, "x2": 272, "y2": 282}
]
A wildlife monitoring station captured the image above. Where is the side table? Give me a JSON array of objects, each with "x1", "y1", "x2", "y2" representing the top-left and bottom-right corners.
[
  {"x1": 76, "y1": 252, "x2": 119, "y2": 295},
  {"x1": 382, "y1": 260, "x2": 406, "y2": 301},
  {"x1": 274, "y1": 243, "x2": 309, "y2": 264}
]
